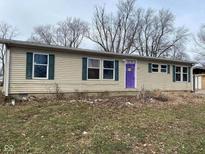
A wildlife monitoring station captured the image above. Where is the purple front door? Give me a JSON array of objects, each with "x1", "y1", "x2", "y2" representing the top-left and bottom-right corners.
[{"x1": 126, "y1": 63, "x2": 135, "y2": 88}]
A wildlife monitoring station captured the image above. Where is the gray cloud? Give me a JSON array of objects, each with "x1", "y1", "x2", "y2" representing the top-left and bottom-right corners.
[{"x1": 0, "y1": 0, "x2": 204, "y2": 55}]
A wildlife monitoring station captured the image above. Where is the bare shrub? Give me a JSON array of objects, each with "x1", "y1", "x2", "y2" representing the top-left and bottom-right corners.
[
  {"x1": 152, "y1": 90, "x2": 169, "y2": 102},
  {"x1": 73, "y1": 89, "x2": 89, "y2": 101},
  {"x1": 0, "y1": 91, "x2": 13, "y2": 105},
  {"x1": 138, "y1": 88, "x2": 152, "y2": 103},
  {"x1": 54, "y1": 83, "x2": 64, "y2": 100},
  {"x1": 0, "y1": 92, "x2": 6, "y2": 105},
  {"x1": 97, "y1": 91, "x2": 110, "y2": 98},
  {"x1": 138, "y1": 89, "x2": 169, "y2": 103}
]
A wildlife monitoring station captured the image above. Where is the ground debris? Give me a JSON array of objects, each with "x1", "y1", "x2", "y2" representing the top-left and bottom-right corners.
[
  {"x1": 67, "y1": 91, "x2": 205, "y2": 108},
  {"x1": 1, "y1": 91, "x2": 205, "y2": 108}
]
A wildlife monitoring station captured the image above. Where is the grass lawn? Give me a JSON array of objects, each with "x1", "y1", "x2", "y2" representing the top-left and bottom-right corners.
[{"x1": 1, "y1": 95, "x2": 205, "y2": 153}]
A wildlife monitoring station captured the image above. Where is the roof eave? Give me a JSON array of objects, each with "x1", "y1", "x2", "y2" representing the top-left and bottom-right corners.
[{"x1": 0, "y1": 39, "x2": 196, "y2": 65}]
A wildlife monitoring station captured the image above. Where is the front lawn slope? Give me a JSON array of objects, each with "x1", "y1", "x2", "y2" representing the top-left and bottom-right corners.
[{"x1": 0, "y1": 96, "x2": 205, "y2": 153}]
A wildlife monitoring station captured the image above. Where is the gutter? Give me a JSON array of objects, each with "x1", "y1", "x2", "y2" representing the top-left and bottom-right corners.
[
  {"x1": 0, "y1": 39, "x2": 196, "y2": 65},
  {"x1": 4, "y1": 47, "x2": 10, "y2": 96}
]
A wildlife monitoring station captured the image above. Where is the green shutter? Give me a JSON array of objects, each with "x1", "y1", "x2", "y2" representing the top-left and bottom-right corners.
[
  {"x1": 173, "y1": 65, "x2": 176, "y2": 82},
  {"x1": 115, "y1": 60, "x2": 119, "y2": 81},
  {"x1": 148, "y1": 63, "x2": 152, "y2": 73},
  {"x1": 167, "y1": 65, "x2": 170, "y2": 74},
  {"x1": 49, "y1": 54, "x2": 55, "y2": 80},
  {"x1": 26, "y1": 52, "x2": 33, "y2": 79},
  {"x1": 82, "y1": 57, "x2": 87, "y2": 80},
  {"x1": 188, "y1": 67, "x2": 191, "y2": 82}
]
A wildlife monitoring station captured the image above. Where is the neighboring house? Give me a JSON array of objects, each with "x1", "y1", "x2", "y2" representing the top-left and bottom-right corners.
[
  {"x1": 0, "y1": 39, "x2": 195, "y2": 96},
  {"x1": 193, "y1": 64, "x2": 205, "y2": 90}
]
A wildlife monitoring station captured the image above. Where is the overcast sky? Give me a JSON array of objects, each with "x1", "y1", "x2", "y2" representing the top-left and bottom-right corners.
[{"x1": 0, "y1": 0, "x2": 204, "y2": 56}]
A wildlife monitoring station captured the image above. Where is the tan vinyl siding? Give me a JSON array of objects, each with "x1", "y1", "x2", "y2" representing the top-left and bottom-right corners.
[
  {"x1": 137, "y1": 61, "x2": 191, "y2": 90},
  {"x1": 8, "y1": 47, "x2": 192, "y2": 94}
]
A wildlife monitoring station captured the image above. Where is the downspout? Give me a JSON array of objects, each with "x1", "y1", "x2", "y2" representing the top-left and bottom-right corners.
[
  {"x1": 191, "y1": 65, "x2": 195, "y2": 92},
  {"x1": 193, "y1": 74, "x2": 195, "y2": 92},
  {"x1": 4, "y1": 47, "x2": 10, "y2": 96}
]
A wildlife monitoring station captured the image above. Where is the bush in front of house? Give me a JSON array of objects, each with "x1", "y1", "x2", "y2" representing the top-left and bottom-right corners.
[{"x1": 138, "y1": 89, "x2": 169, "y2": 103}]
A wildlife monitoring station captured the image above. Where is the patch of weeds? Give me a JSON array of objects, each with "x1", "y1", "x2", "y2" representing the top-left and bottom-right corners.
[
  {"x1": 138, "y1": 89, "x2": 169, "y2": 103},
  {"x1": 91, "y1": 133, "x2": 131, "y2": 153},
  {"x1": 121, "y1": 127, "x2": 146, "y2": 143},
  {"x1": 97, "y1": 91, "x2": 110, "y2": 98},
  {"x1": 70, "y1": 120, "x2": 90, "y2": 133},
  {"x1": 54, "y1": 83, "x2": 65, "y2": 100},
  {"x1": 73, "y1": 90, "x2": 89, "y2": 100}
]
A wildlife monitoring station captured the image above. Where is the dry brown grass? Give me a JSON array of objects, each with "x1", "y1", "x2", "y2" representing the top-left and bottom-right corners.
[
  {"x1": 1, "y1": 90, "x2": 205, "y2": 108},
  {"x1": 67, "y1": 91, "x2": 205, "y2": 109},
  {"x1": 1, "y1": 91, "x2": 205, "y2": 153},
  {"x1": 0, "y1": 90, "x2": 5, "y2": 104}
]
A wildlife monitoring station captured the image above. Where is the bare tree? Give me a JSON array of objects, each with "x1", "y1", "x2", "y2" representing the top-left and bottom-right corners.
[
  {"x1": 30, "y1": 17, "x2": 89, "y2": 48},
  {"x1": 134, "y1": 9, "x2": 188, "y2": 59},
  {"x1": 192, "y1": 25, "x2": 205, "y2": 60},
  {"x1": 0, "y1": 22, "x2": 17, "y2": 84},
  {"x1": 30, "y1": 25, "x2": 56, "y2": 45},
  {"x1": 194, "y1": 25, "x2": 205, "y2": 55},
  {"x1": 89, "y1": 0, "x2": 188, "y2": 60},
  {"x1": 88, "y1": 0, "x2": 141, "y2": 54},
  {"x1": 56, "y1": 17, "x2": 89, "y2": 48},
  {"x1": 197, "y1": 25, "x2": 205, "y2": 48}
]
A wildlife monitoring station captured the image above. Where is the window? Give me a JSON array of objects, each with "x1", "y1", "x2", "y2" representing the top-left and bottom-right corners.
[
  {"x1": 152, "y1": 64, "x2": 159, "y2": 72},
  {"x1": 88, "y1": 58, "x2": 100, "y2": 79},
  {"x1": 175, "y1": 66, "x2": 181, "y2": 81},
  {"x1": 161, "y1": 65, "x2": 167, "y2": 73},
  {"x1": 33, "y1": 54, "x2": 48, "y2": 78},
  {"x1": 183, "y1": 67, "x2": 188, "y2": 81},
  {"x1": 175, "y1": 66, "x2": 189, "y2": 82},
  {"x1": 103, "y1": 60, "x2": 114, "y2": 79}
]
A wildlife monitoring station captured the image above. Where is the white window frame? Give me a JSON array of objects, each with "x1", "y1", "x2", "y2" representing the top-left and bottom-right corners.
[
  {"x1": 102, "y1": 59, "x2": 115, "y2": 80},
  {"x1": 175, "y1": 66, "x2": 188, "y2": 82},
  {"x1": 182, "y1": 67, "x2": 188, "y2": 82},
  {"x1": 175, "y1": 66, "x2": 181, "y2": 82},
  {"x1": 87, "y1": 58, "x2": 101, "y2": 80},
  {"x1": 32, "y1": 53, "x2": 49, "y2": 80},
  {"x1": 152, "y1": 63, "x2": 159, "y2": 72},
  {"x1": 161, "y1": 64, "x2": 167, "y2": 73}
]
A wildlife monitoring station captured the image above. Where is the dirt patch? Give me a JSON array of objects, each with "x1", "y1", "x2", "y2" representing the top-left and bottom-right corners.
[
  {"x1": 67, "y1": 91, "x2": 205, "y2": 109},
  {"x1": 0, "y1": 88, "x2": 5, "y2": 105},
  {"x1": 1, "y1": 90, "x2": 205, "y2": 108},
  {"x1": 166, "y1": 92, "x2": 205, "y2": 105}
]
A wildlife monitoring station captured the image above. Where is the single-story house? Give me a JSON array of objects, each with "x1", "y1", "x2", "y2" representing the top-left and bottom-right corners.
[
  {"x1": 194, "y1": 74, "x2": 205, "y2": 90},
  {"x1": 0, "y1": 39, "x2": 195, "y2": 97}
]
